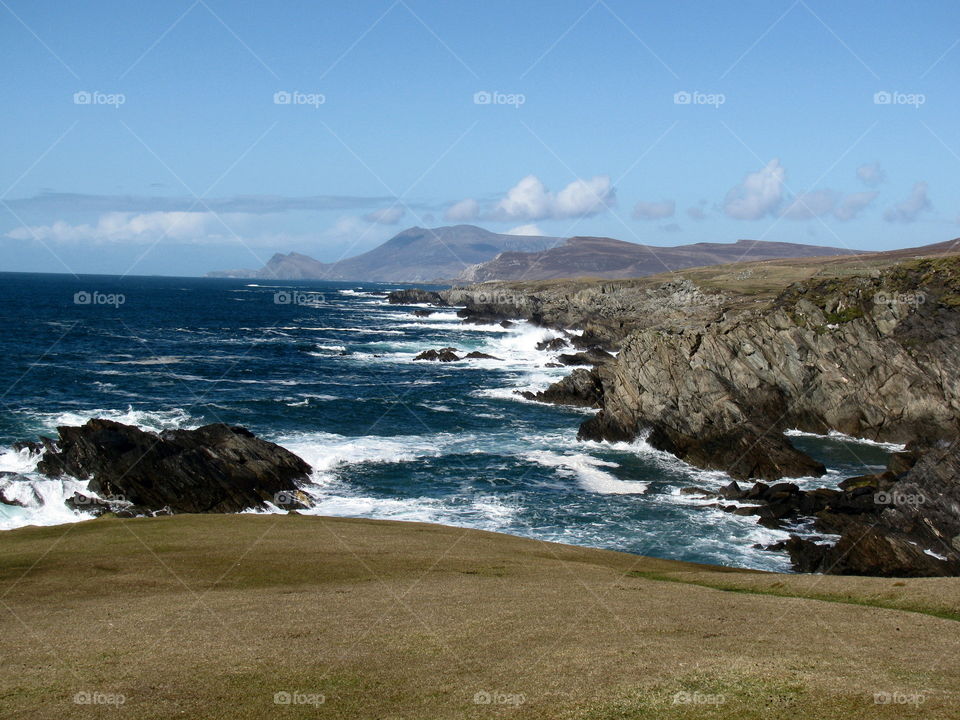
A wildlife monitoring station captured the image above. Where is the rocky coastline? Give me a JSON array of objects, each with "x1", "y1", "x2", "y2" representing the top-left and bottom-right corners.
[{"x1": 432, "y1": 256, "x2": 960, "y2": 577}]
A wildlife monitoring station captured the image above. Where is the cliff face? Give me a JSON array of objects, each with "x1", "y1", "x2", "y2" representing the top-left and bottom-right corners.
[
  {"x1": 441, "y1": 255, "x2": 960, "y2": 576},
  {"x1": 583, "y1": 268, "x2": 960, "y2": 479}
]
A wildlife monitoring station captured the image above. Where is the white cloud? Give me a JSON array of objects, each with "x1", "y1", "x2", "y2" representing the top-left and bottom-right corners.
[
  {"x1": 884, "y1": 182, "x2": 931, "y2": 223},
  {"x1": 687, "y1": 204, "x2": 707, "y2": 221},
  {"x1": 506, "y1": 223, "x2": 544, "y2": 236},
  {"x1": 363, "y1": 206, "x2": 405, "y2": 225},
  {"x1": 444, "y1": 198, "x2": 480, "y2": 222},
  {"x1": 780, "y1": 190, "x2": 837, "y2": 220},
  {"x1": 834, "y1": 191, "x2": 878, "y2": 221},
  {"x1": 632, "y1": 199, "x2": 675, "y2": 220},
  {"x1": 552, "y1": 176, "x2": 616, "y2": 218},
  {"x1": 856, "y1": 162, "x2": 885, "y2": 187},
  {"x1": 723, "y1": 159, "x2": 786, "y2": 220},
  {"x1": 490, "y1": 174, "x2": 615, "y2": 221},
  {"x1": 6, "y1": 211, "x2": 222, "y2": 244}
]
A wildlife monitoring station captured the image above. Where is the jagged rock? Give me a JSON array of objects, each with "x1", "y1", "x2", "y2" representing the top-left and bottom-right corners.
[
  {"x1": 520, "y1": 369, "x2": 603, "y2": 408},
  {"x1": 387, "y1": 289, "x2": 446, "y2": 306},
  {"x1": 787, "y1": 525, "x2": 960, "y2": 577},
  {"x1": 31, "y1": 419, "x2": 312, "y2": 515},
  {"x1": 412, "y1": 309, "x2": 435, "y2": 317},
  {"x1": 464, "y1": 351, "x2": 501, "y2": 360},
  {"x1": 557, "y1": 348, "x2": 615, "y2": 366},
  {"x1": 718, "y1": 481, "x2": 744, "y2": 500},
  {"x1": 536, "y1": 337, "x2": 569, "y2": 352},
  {"x1": 414, "y1": 347, "x2": 461, "y2": 362}
]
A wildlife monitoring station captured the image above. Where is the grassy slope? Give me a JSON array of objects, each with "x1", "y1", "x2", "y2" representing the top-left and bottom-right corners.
[
  {"x1": 484, "y1": 240, "x2": 960, "y2": 309},
  {"x1": 2, "y1": 514, "x2": 959, "y2": 719}
]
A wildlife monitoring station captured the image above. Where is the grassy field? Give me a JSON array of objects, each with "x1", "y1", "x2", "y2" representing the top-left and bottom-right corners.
[{"x1": 1, "y1": 514, "x2": 958, "y2": 719}]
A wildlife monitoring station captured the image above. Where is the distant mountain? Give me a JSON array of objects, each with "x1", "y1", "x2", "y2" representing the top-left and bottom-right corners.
[
  {"x1": 206, "y1": 225, "x2": 559, "y2": 282},
  {"x1": 453, "y1": 235, "x2": 857, "y2": 283}
]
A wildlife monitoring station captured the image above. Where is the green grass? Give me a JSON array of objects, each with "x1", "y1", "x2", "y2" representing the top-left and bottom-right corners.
[{"x1": 2, "y1": 514, "x2": 959, "y2": 719}]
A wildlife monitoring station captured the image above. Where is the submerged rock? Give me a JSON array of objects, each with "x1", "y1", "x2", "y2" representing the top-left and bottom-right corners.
[{"x1": 32, "y1": 419, "x2": 312, "y2": 515}]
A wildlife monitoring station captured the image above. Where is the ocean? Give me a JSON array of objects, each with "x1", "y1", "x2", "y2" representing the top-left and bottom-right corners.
[{"x1": 0, "y1": 272, "x2": 901, "y2": 571}]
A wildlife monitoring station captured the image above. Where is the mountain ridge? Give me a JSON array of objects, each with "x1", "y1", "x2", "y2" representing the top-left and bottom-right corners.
[{"x1": 207, "y1": 224, "x2": 859, "y2": 283}]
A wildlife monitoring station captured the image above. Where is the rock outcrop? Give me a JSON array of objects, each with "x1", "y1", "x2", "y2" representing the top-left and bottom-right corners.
[
  {"x1": 387, "y1": 288, "x2": 447, "y2": 306},
  {"x1": 24, "y1": 419, "x2": 313, "y2": 515},
  {"x1": 414, "y1": 347, "x2": 461, "y2": 362}
]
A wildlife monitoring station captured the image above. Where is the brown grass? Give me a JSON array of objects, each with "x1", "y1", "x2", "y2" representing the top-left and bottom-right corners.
[{"x1": 1, "y1": 514, "x2": 958, "y2": 718}]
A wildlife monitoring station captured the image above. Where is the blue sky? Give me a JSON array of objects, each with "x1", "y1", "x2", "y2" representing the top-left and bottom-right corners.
[{"x1": 2, "y1": 0, "x2": 959, "y2": 275}]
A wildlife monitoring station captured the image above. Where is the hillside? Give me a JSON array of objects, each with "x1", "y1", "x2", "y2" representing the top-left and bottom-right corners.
[
  {"x1": 454, "y1": 235, "x2": 855, "y2": 282},
  {"x1": 2, "y1": 514, "x2": 958, "y2": 719}
]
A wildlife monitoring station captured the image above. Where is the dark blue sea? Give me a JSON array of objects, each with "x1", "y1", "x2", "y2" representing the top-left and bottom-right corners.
[{"x1": 0, "y1": 273, "x2": 899, "y2": 571}]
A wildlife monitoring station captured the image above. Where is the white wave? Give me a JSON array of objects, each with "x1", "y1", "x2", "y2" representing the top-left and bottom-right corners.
[
  {"x1": 27, "y1": 407, "x2": 200, "y2": 435},
  {"x1": 525, "y1": 450, "x2": 647, "y2": 495},
  {"x1": 397, "y1": 322, "x2": 509, "y2": 332},
  {"x1": 784, "y1": 428, "x2": 906, "y2": 452},
  {"x1": 295, "y1": 491, "x2": 519, "y2": 531},
  {"x1": 276, "y1": 431, "x2": 461, "y2": 475},
  {"x1": 0, "y1": 472, "x2": 95, "y2": 531}
]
